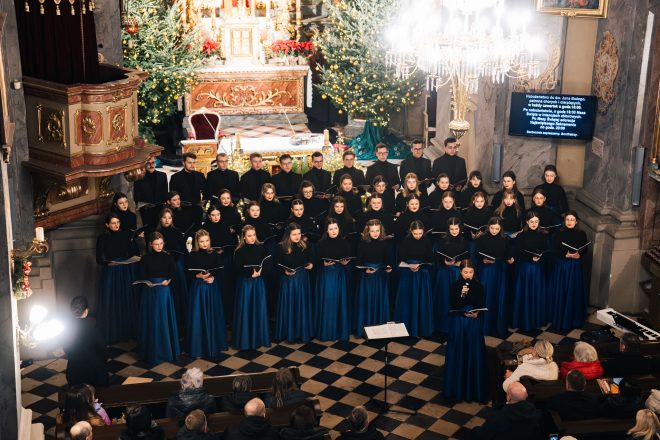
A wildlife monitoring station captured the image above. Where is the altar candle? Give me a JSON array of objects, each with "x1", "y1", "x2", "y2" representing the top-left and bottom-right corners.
[
  {"x1": 295, "y1": 0, "x2": 301, "y2": 35},
  {"x1": 323, "y1": 129, "x2": 330, "y2": 146},
  {"x1": 265, "y1": 0, "x2": 269, "y2": 18},
  {"x1": 35, "y1": 227, "x2": 45, "y2": 242}
]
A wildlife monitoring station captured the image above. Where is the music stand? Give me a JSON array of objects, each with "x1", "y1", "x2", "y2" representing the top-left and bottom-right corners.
[{"x1": 364, "y1": 322, "x2": 416, "y2": 416}]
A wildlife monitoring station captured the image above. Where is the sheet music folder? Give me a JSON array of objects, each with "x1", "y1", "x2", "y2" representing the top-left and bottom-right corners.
[{"x1": 364, "y1": 322, "x2": 409, "y2": 340}]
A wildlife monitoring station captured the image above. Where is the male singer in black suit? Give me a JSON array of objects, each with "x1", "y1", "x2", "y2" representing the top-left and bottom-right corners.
[
  {"x1": 239, "y1": 152, "x2": 271, "y2": 202},
  {"x1": 271, "y1": 154, "x2": 302, "y2": 210},
  {"x1": 303, "y1": 151, "x2": 331, "y2": 192},
  {"x1": 399, "y1": 139, "x2": 432, "y2": 192},
  {"x1": 431, "y1": 137, "x2": 468, "y2": 191},
  {"x1": 169, "y1": 152, "x2": 206, "y2": 203},
  {"x1": 134, "y1": 157, "x2": 168, "y2": 228},
  {"x1": 205, "y1": 152, "x2": 240, "y2": 201},
  {"x1": 365, "y1": 143, "x2": 400, "y2": 191},
  {"x1": 332, "y1": 149, "x2": 366, "y2": 189}
]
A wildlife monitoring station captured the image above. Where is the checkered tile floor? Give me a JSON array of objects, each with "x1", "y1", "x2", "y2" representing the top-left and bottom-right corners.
[
  {"x1": 220, "y1": 124, "x2": 311, "y2": 138},
  {"x1": 22, "y1": 315, "x2": 606, "y2": 439}
]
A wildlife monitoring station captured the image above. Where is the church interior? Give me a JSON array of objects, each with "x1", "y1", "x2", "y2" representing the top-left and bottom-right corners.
[{"x1": 1, "y1": 0, "x2": 660, "y2": 439}]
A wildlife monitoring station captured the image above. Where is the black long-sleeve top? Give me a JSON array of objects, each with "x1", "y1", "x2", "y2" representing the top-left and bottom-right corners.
[
  {"x1": 276, "y1": 244, "x2": 311, "y2": 272},
  {"x1": 476, "y1": 234, "x2": 511, "y2": 260},
  {"x1": 358, "y1": 209, "x2": 394, "y2": 235},
  {"x1": 431, "y1": 154, "x2": 467, "y2": 185},
  {"x1": 438, "y1": 234, "x2": 468, "y2": 261},
  {"x1": 186, "y1": 249, "x2": 224, "y2": 281},
  {"x1": 459, "y1": 186, "x2": 489, "y2": 208},
  {"x1": 394, "y1": 209, "x2": 430, "y2": 238},
  {"x1": 326, "y1": 214, "x2": 356, "y2": 238},
  {"x1": 431, "y1": 208, "x2": 462, "y2": 233},
  {"x1": 96, "y1": 230, "x2": 139, "y2": 265},
  {"x1": 395, "y1": 192, "x2": 428, "y2": 214},
  {"x1": 526, "y1": 206, "x2": 560, "y2": 228},
  {"x1": 399, "y1": 155, "x2": 432, "y2": 189},
  {"x1": 271, "y1": 171, "x2": 302, "y2": 198},
  {"x1": 316, "y1": 237, "x2": 352, "y2": 263},
  {"x1": 491, "y1": 189, "x2": 525, "y2": 212},
  {"x1": 114, "y1": 209, "x2": 138, "y2": 233},
  {"x1": 234, "y1": 243, "x2": 269, "y2": 277},
  {"x1": 516, "y1": 229, "x2": 548, "y2": 261},
  {"x1": 337, "y1": 190, "x2": 363, "y2": 218},
  {"x1": 357, "y1": 240, "x2": 389, "y2": 266},
  {"x1": 240, "y1": 168, "x2": 271, "y2": 202},
  {"x1": 366, "y1": 160, "x2": 400, "y2": 189},
  {"x1": 534, "y1": 182, "x2": 568, "y2": 215},
  {"x1": 259, "y1": 200, "x2": 287, "y2": 225},
  {"x1": 554, "y1": 228, "x2": 589, "y2": 256},
  {"x1": 201, "y1": 220, "x2": 235, "y2": 248},
  {"x1": 172, "y1": 205, "x2": 203, "y2": 235},
  {"x1": 462, "y1": 206, "x2": 493, "y2": 236},
  {"x1": 498, "y1": 206, "x2": 523, "y2": 233},
  {"x1": 219, "y1": 205, "x2": 243, "y2": 229},
  {"x1": 332, "y1": 166, "x2": 366, "y2": 188},
  {"x1": 134, "y1": 170, "x2": 168, "y2": 204},
  {"x1": 169, "y1": 169, "x2": 206, "y2": 203},
  {"x1": 157, "y1": 225, "x2": 187, "y2": 255},
  {"x1": 399, "y1": 236, "x2": 433, "y2": 263},
  {"x1": 243, "y1": 216, "x2": 273, "y2": 242},
  {"x1": 139, "y1": 251, "x2": 176, "y2": 279},
  {"x1": 287, "y1": 215, "x2": 318, "y2": 240},
  {"x1": 301, "y1": 197, "x2": 328, "y2": 220},
  {"x1": 205, "y1": 169, "x2": 240, "y2": 201},
  {"x1": 449, "y1": 276, "x2": 485, "y2": 310},
  {"x1": 427, "y1": 188, "x2": 455, "y2": 209},
  {"x1": 373, "y1": 190, "x2": 396, "y2": 214},
  {"x1": 303, "y1": 168, "x2": 331, "y2": 192}
]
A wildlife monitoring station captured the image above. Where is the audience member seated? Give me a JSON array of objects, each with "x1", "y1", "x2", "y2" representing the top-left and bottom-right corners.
[
  {"x1": 279, "y1": 403, "x2": 328, "y2": 440},
  {"x1": 265, "y1": 368, "x2": 311, "y2": 409},
  {"x1": 646, "y1": 389, "x2": 660, "y2": 415},
  {"x1": 602, "y1": 334, "x2": 654, "y2": 377},
  {"x1": 119, "y1": 405, "x2": 166, "y2": 440},
  {"x1": 57, "y1": 383, "x2": 111, "y2": 427},
  {"x1": 69, "y1": 421, "x2": 93, "y2": 440},
  {"x1": 167, "y1": 368, "x2": 217, "y2": 418},
  {"x1": 600, "y1": 378, "x2": 646, "y2": 419},
  {"x1": 625, "y1": 409, "x2": 660, "y2": 440},
  {"x1": 337, "y1": 406, "x2": 384, "y2": 440},
  {"x1": 546, "y1": 370, "x2": 600, "y2": 420},
  {"x1": 502, "y1": 340, "x2": 559, "y2": 392},
  {"x1": 175, "y1": 409, "x2": 218, "y2": 440},
  {"x1": 559, "y1": 341, "x2": 603, "y2": 380},
  {"x1": 223, "y1": 398, "x2": 279, "y2": 440},
  {"x1": 220, "y1": 376, "x2": 255, "y2": 412},
  {"x1": 471, "y1": 382, "x2": 543, "y2": 440}
]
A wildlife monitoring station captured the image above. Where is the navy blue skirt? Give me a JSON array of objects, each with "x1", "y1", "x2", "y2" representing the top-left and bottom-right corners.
[
  {"x1": 97, "y1": 263, "x2": 137, "y2": 343},
  {"x1": 432, "y1": 265, "x2": 460, "y2": 333},
  {"x1": 137, "y1": 278, "x2": 180, "y2": 364},
  {"x1": 220, "y1": 251, "x2": 236, "y2": 325},
  {"x1": 512, "y1": 259, "x2": 547, "y2": 331},
  {"x1": 172, "y1": 256, "x2": 189, "y2": 326},
  {"x1": 233, "y1": 276, "x2": 271, "y2": 350},
  {"x1": 314, "y1": 264, "x2": 350, "y2": 341},
  {"x1": 394, "y1": 264, "x2": 434, "y2": 337},
  {"x1": 354, "y1": 265, "x2": 390, "y2": 338},
  {"x1": 549, "y1": 258, "x2": 587, "y2": 331},
  {"x1": 443, "y1": 307, "x2": 489, "y2": 402},
  {"x1": 478, "y1": 260, "x2": 510, "y2": 337},
  {"x1": 275, "y1": 270, "x2": 313, "y2": 342},
  {"x1": 186, "y1": 278, "x2": 228, "y2": 358}
]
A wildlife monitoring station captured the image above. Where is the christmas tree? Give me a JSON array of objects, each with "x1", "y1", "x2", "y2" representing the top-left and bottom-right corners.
[
  {"x1": 122, "y1": 0, "x2": 205, "y2": 141},
  {"x1": 314, "y1": 0, "x2": 424, "y2": 127}
]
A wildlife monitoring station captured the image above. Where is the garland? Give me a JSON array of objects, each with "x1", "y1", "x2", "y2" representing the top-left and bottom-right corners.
[{"x1": 12, "y1": 257, "x2": 32, "y2": 300}]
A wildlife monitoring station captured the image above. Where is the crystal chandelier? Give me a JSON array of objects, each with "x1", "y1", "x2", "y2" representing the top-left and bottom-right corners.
[{"x1": 386, "y1": 0, "x2": 543, "y2": 138}]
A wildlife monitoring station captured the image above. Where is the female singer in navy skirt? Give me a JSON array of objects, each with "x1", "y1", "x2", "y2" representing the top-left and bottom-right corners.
[
  {"x1": 462, "y1": 191, "x2": 492, "y2": 262},
  {"x1": 95, "y1": 212, "x2": 140, "y2": 343},
  {"x1": 136, "y1": 232, "x2": 180, "y2": 363},
  {"x1": 511, "y1": 211, "x2": 550, "y2": 331},
  {"x1": 476, "y1": 217, "x2": 512, "y2": 337},
  {"x1": 314, "y1": 218, "x2": 352, "y2": 341},
  {"x1": 549, "y1": 210, "x2": 589, "y2": 331},
  {"x1": 433, "y1": 217, "x2": 467, "y2": 333},
  {"x1": 443, "y1": 259, "x2": 489, "y2": 402},
  {"x1": 395, "y1": 220, "x2": 434, "y2": 337},
  {"x1": 156, "y1": 208, "x2": 189, "y2": 324},
  {"x1": 233, "y1": 225, "x2": 271, "y2": 350},
  {"x1": 185, "y1": 229, "x2": 228, "y2": 358},
  {"x1": 354, "y1": 219, "x2": 392, "y2": 337},
  {"x1": 275, "y1": 223, "x2": 314, "y2": 342}
]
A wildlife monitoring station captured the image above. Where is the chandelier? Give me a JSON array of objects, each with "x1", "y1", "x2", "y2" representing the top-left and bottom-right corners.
[{"x1": 386, "y1": 0, "x2": 543, "y2": 138}]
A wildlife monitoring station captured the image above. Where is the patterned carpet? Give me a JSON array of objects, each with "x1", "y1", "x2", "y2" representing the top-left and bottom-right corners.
[
  {"x1": 21, "y1": 313, "x2": 606, "y2": 439},
  {"x1": 220, "y1": 123, "x2": 311, "y2": 138}
]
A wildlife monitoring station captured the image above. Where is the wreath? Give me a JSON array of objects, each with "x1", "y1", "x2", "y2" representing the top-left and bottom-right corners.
[{"x1": 12, "y1": 257, "x2": 32, "y2": 300}]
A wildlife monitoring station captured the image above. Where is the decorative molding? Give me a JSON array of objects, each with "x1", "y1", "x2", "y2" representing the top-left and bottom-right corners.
[
  {"x1": 75, "y1": 109, "x2": 103, "y2": 145},
  {"x1": 536, "y1": 0, "x2": 609, "y2": 18},
  {"x1": 593, "y1": 31, "x2": 619, "y2": 114},
  {"x1": 513, "y1": 45, "x2": 561, "y2": 93},
  {"x1": 36, "y1": 104, "x2": 67, "y2": 148},
  {"x1": 106, "y1": 104, "x2": 128, "y2": 145},
  {"x1": 197, "y1": 85, "x2": 293, "y2": 108}
]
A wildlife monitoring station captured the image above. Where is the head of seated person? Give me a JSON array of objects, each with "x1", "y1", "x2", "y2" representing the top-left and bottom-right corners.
[
  {"x1": 69, "y1": 421, "x2": 93, "y2": 440},
  {"x1": 60, "y1": 384, "x2": 103, "y2": 426},
  {"x1": 167, "y1": 368, "x2": 215, "y2": 417},
  {"x1": 122, "y1": 405, "x2": 164, "y2": 440},
  {"x1": 184, "y1": 409, "x2": 208, "y2": 433},
  {"x1": 565, "y1": 369, "x2": 587, "y2": 392},
  {"x1": 506, "y1": 381, "x2": 529, "y2": 404},
  {"x1": 627, "y1": 409, "x2": 660, "y2": 440},
  {"x1": 269, "y1": 368, "x2": 307, "y2": 409},
  {"x1": 279, "y1": 403, "x2": 326, "y2": 440},
  {"x1": 244, "y1": 397, "x2": 267, "y2": 418},
  {"x1": 646, "y1": 389, "x2": 660, "y2": 415},
  {"x1": 561, "y1": 341, "x2": 603, "y2": 380},
  {"x1": 621, "y1": 333, "x2": 642, "y2": 354}
]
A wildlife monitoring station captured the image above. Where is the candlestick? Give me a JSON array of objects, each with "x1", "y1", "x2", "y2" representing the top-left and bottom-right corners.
[{"x1": 35, "y1": 227, "x2": 45, "y2": 242}]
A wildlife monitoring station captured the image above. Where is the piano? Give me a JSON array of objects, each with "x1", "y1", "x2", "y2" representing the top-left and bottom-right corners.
[{"x1": 596, "y1": 308, "x2": 660, "y2": 341}]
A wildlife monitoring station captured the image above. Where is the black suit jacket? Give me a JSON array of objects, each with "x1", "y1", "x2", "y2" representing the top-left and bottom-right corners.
[
  {"x1": 240, "y1": 168, "x2": 271, "y2": 201},
  {"x1": 205, "y1": 168, "x2": 240, "y2": 200},
  {"x1": 432, "y1": 154, "x2": 467, "y2": 186},
  {"x1": 399, "y1": 155, "x2": 432, "y2": 190},
  {"x1": 303, "y1": 168, "x2": 332, "y2": 192},
  {"x1": 169, "y1": 169, "x2": 206, "y2": 203},
  {"x1": 332, "y1": 166, "x2": 366, "y2": 188},
  {"x1": 366, "y1": 160, "x2": 400, "y2": 189},
  {"x1": 546, "y1": 391, "x2": 600, "y2": 421},
  {"x1": 134, "y1": 170, "x2": 168, "y2": 204},
  {"x1": 271, "y1": 170, "x2": 303, "y2": 197}
]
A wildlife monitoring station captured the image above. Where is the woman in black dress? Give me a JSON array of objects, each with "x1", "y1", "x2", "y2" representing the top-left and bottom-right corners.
[
  {"x1": 490, "y1": 171, "x2": 525, "y2": 211},
  {"x1": 533, "y1": 164, "x2": 569, "y2": 217},
  {"x1": 166, "y1": 191, "x2": 202, "y2": 238},
  {"x1": 217, "y1": 189, "x2": 243, "y2": 233},
  {"x1": 111, "y1": 192, "x2": 138, "y2": 233},
  {"x1": 459, "y1": 171, "x2": 488, "y2": 208},
  {"x1": 462, "y1": 191, "x2": 492, "y2": 261},
  {"x1": 336, "y1": 174, "x2": 363, "y2": 218},
  {"x1": 428, "y1": 173, "x2": 454, "y2": 209},
  {"x1": 156, "y1": 208, "x2": 188, "y2": 326},
  {"x1": 395, "y1": 173, "x2": 428, "y2": 215},
  {"x1": 372, "y1": 175, "x2": 396, "y2": 214}
]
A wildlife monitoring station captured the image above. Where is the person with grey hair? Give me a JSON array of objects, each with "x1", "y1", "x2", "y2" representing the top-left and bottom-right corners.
[
  {"x1": 220, "y1": 375, "x2": 255, "y2": 412},
  {"x1": 559, "y1": 341, "x2": 603, "y2": 380},
  {"x1": 166, "y1": 368, "x2": 216, "y2": 418},
  {"x1": 70, "y1": 421, "x2": 93, "y2": 440},
  {"x1": 337, "y1": 406, "x2": 384, "y2": 440},
  {"x1": 222, "y1": 398, "x2": 278, "y2": 440}
]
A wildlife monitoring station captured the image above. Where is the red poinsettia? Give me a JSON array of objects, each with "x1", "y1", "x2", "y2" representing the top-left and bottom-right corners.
[
  {"x1": 201, "y1": 39, "x2": 220, "y2": 57},
  {"x1": 270, "y1": 40, "x2": 315, "y2": 57}
]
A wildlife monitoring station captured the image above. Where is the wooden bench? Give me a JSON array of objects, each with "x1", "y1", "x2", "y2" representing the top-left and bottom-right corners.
[
  {"x1": 549, "y1": 410, "x2": 634, "y2": 440},
  {"x1": 56, "y1": 398, "x2": 322, "y2": 440}
]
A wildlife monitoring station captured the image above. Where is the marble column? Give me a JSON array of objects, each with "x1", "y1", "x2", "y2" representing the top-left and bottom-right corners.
[{"x1": 93, "y1": 0, "x2": 123, "y2": 65}]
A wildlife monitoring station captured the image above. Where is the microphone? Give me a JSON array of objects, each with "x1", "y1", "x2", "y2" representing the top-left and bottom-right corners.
[{"x1": 461, "y1": 280, "x2": 470, "y2": 297}]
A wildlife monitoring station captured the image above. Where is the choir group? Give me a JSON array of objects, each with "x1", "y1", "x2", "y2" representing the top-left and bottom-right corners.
[{"x1": 95, "y1": 137, "x2": 590, "y2": 403}]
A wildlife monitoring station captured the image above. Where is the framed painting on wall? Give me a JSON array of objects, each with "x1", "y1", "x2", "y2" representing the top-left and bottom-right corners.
[{"x1": 536, "y1": 0, "x2": 608, "y2": 18}]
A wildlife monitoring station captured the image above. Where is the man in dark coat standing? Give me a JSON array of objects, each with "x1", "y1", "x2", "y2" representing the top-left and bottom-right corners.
[
  {"x1": 332, "y1": 150, "x2": 366, "y2": 189},
  {"x1": 399, "y1": 139, "x2": 432, "y2": 192},
  {"x1": 134, "y1": 157, "x2": 168, "y2": 228},
  {"x1": 205, "y1": 152, "x2": 240, "y2": 201},
  {"x1": 271, "y1": 154, "x2": 302, "y2": 210},
  {"x1": 239, "y1": 153, "x2": 271, "y2": 202},
  {"x1": 303, "y1": 152, "x2": 332, "y2": 192},
  {"x1": 365, "y1": 143, "x2": 400, "y2": 191},
  {"x1": 431, "y1": 137, "x2": 467, "y2": 191},
  {"x1": 169, "y1": 152, "x2": 206, "y2": 203},
  {"x1": 223, "y1": 398, "x2": 279, "y2": 440}
]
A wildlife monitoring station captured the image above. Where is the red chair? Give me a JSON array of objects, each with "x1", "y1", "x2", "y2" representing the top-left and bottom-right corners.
[{"x1": 188, "y1": 109, "x2": 223, "y2": 140}]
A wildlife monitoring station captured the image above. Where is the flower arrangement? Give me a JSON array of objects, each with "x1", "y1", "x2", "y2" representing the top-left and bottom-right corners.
[
  {"x1": 12, "y1": 258, "x2": 32, "y2": 300},
  {"x1": 270, "y1": 40, "x2": 314, "y2": 58},
  {"x1": 201, "y1": 39, "x2": 221, "y2": 57}
]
